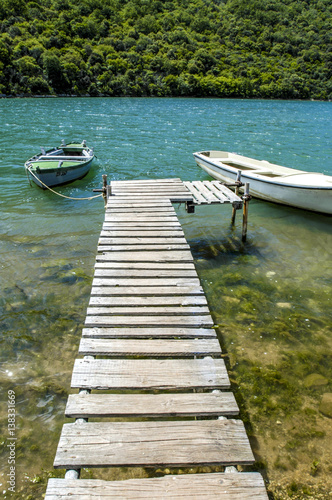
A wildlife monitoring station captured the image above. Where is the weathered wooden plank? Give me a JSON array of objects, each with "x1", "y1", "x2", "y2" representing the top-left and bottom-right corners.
[
  {"x1": 192, "y1": 181, "x2": 220, "y2": 203},
  {"x1": 105, "y1": 207, "x2": 177, "y2": 213},
  {"x1": 89, "y1": 296, "x2": 208, "y2": 306},
  {"x1": 78, "y1": 336, "x2": 219, "y2": 356},
  {"x1": 100, "y1": 229, "x2": 184, "y2": 238},
  {"x1": 65, "y1": 392, "x2": 238, "y2": 418},
  {"x1": 202, "y1": 181, "x2": 230, "y2": 203},
  {"x1": 98, "y1": 244, "x2": 191, "y2": 252},
  {"x1": 107, "y1": 200, "x2": 173, "y2": 207},
  {"x1": 111, "y1": 178, "x2": 182, "y2": 184},
  {"x1": 93, "y1": 268, "x2": 198, "y2": 278},
  {"x1": 182, "y1": 182, "x2": 207, "y2": 204},
  {"x1": 92, "y1": 277, "x2": 200, "y2": 287},
  {"x1": 110, "y1": 187, "x2": 189, "y2": 193},
  {"x1": 71, "y1": 358, "x2": 229, "y2": 390},
  {"x1": 86, "y1": 305, "x2": 210, "y2": 316},
  {"x1": 103, "y1": 221, "x2": 182, "y2": 228},
  {"x1": 104, "y1": 215, "x2": 180, "y2": 222},
  {"x1": 84, "y1": 315, "x2": 214, "y2": 328},
  {"x1": 99, "y1": 230, "x2": 184, "y2": 237},
  {"x1": 91, "y1": 286, "x2": 204, "y2": 296},
  {"x1": 82, "y1": 327, "x2": 217, "y2": 338},
  {"x1": 94, "y1": 262, "x2": 196, "y2": 270},
  {"x1": 211, "y1": 180, "x2": 242, "y2": 203},
  {"x1": 98, "y1": 238, "x2": 188, "y2": 246},
  {"x1": 79, "y1": 337, "x2": 221, "y2": 356},
  {"x1": 53, "y1": 420, "x2": 254, "y2": 468},
  {"x1": 96, "y1": 250, "x2": 194, "y2": 262},
  {"x1": 46, "y1": 473, "x2": 268, "y2": 499}
]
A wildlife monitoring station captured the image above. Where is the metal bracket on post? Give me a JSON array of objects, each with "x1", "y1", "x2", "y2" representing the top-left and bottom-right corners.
[{"x1": 241, "y1": 182, "x2": 251, "y2": 242}]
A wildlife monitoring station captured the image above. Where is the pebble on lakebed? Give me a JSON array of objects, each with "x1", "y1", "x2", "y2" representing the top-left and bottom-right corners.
[
  {"x1": 319, "y1": 393, "x2": 332, "y2": 418},
  {"x1": 303, "y1": 373, "x2": 328, "y2": 389}
]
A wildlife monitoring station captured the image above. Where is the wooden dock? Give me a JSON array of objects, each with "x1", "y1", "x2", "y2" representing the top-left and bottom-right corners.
[{"x1": 46, "y1": 179, "x2": 268, "y2": 499}]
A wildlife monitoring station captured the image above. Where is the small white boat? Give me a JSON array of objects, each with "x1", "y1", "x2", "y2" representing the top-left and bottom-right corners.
[
  {"x1": 25, "y1": 140, "x2": 94, "y2": 189},
  {"x1": 193, "y1": 151, "x2": 332, "y2": 215}
]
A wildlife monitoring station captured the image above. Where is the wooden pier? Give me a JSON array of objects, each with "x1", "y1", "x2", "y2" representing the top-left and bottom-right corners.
[{"x1": 45, "y1": 179, "x2": 268, "y2": 499}]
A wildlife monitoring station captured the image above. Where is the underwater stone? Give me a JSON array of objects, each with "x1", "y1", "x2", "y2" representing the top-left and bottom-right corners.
[
  {"x1": 304, "y1": 373, "x2": 329, "y2": 389},
  {"x1": 319, "y1": 393, "x2": 332, "y2": 418}
]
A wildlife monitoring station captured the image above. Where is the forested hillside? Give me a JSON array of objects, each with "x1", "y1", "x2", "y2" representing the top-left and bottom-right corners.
[{"x1": 0, "y1": 0, "x2": 331, "y2": 99}]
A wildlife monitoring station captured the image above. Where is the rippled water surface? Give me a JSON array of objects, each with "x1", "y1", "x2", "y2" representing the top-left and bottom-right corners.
[{"x1": 0, "y1": 98, "x2": 331, "y2": 499}]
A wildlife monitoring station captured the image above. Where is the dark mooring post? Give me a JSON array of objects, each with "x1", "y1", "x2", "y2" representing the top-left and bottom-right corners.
[
  {"x1": 231, "y1": 170, "x2": 242, "y2": 225},
  {"x1": 242, "y1": 182, "x2": 251, "y2": 242},
  {"x1": 102, "y1": 174, "x2": 111, "y2": 207}
]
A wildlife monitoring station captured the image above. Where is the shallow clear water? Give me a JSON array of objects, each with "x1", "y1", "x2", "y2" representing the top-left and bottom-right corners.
[{"x1": 0, "y1": 98, "x2": 331, "y2": 498}]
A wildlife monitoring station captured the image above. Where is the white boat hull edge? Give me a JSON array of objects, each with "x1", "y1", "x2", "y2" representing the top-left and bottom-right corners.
[{"x1": 194, "y1": 153, "x2": 332, "y2": 215}]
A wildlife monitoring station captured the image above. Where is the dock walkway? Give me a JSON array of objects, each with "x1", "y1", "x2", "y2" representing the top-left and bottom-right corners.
[{"x1": 46, "y1": 179, "x2": 268, "y2": 499}]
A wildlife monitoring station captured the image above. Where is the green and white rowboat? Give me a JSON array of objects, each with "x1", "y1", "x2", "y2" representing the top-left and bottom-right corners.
[{"x1": 25, "y1": 140, "x2": 94, "y2": 189}]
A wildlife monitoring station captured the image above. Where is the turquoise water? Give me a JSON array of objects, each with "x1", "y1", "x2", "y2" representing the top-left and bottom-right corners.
[{"x1": 0, "y1": 98, "x2": 331, "y2": 498}]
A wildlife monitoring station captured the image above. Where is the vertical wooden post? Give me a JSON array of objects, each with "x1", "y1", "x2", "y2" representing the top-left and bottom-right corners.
[
  {"x1": 231, "y1": 170, "x2": 242, "y2": 225},
  {"x1": 102, "y1": 174, "x2": 111, "y2": 207},
  {"x1": 242, "y1": 182, "x2": 250, "y2": 242}
]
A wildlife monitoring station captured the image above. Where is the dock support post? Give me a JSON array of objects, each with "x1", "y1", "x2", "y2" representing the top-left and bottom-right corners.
[
  {"x1": 186, "y1": 201, "x2": 195, "y2": 213},
  {"x1": 231, "y1": 171, "x2": 242, "y2": 226},
  {"x1": 102, "y1": 174, "x2": 111, "y2": 206},
  {"x1": 242, "y1": 182, "x2": 251, "y2": 242}
]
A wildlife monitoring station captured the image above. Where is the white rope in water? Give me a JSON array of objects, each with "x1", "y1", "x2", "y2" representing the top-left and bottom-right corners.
[{"x1": 26, "y1": 166, "x2": 103, "y2": 201}]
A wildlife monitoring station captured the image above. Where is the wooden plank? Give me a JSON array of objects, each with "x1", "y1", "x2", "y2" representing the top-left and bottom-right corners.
[
  {"x1": 65, "y1": 392, "x2": 238, "y2": 418},
  {"x1": 202, "y1": 181, "x2": 230, "y2": 203},
  {"x1": 111, "y1": 178, "x2": 182, "y2": 184},
  {"x1": 99, "y1": 230, "x2": 185, "y2": 237},
  {"x1": 71, "y1": 358, "x2": 230, "y2": 390},
  {"x1": 98, "y1": 244, "x2": 191, "y2": 252},
  {"x1": 78, "y1": 337, "x2": 221, "y2": 356},
  {"x1": 93, "y1": 268, "x2": 198, "y2": 278},
  {"x1": 107, "y1": 200, "x2": 173, "y2": 206},
  {"x1": 84, "y1": 315, "x2": 214, "y2": 328},
  {"x1": 91, "y1": 286, "x2": 204, "y2": 296},
  {"x1": 46, "y1": 473, "x2": 268, "y2": 499},
  {"x1": 105, "y1": 207, "x2": 177, "y2": 213},
  {"x1": 96, "y1": 250, "x2": 194, "y2": 262},
  {"x1": 92, "y1": 277, "x2": 200, "y2": 287},
  {"x1": 192, "y1": 181, "x2": 220, "y2": 203},
  {"x1": 94, "y1": 262, "x2": 196, "y2": 270},
  {"x1": 86, "y1": 305, "x2": 210, "y2": 316},
  {"x1": 98, "y1": 238, "x2": 188, "y2": 245},
  {"x1": 110, "y1": 187, "x2": 189, "y2": 193},
  {"x1": 82, "y1": 327, "x2": 217, "y2": 339},
  {"x1": 88, "y1": 296, "x2": 208, "y2": 306},
  {"x1": 109, "y1": 196, "x2": 193, "y2": 203},
  {"x1": 103, "y1": 221, "x2": 182, "y2": 228},
  {"x1": 104, "y1": 215, "x2": 180, "y2": 222},
  {"x1": 53, "y1": 420, "x2": 254, "y2": 468},
  {"x1": 183, "y1": 182, "x2": 207, "y2": 204},
  {"x1": 211, "y1": 181, "x2": 242, "y2": 203}
]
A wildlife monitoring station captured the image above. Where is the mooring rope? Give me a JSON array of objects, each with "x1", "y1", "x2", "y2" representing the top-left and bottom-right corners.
[{"x1": 26, "y1": 166, "x2": 103, "y2": 201}]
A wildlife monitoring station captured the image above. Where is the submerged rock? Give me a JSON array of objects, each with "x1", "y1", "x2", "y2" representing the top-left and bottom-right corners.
[
  {"x1": 276, "y1": 302, "x2": 292, "y2": 309},
  {"x1": 319, "y1": 393, "x2": 332, "y2": 418},
  {"x1": 304, "y1": 373, "x2": 329, "y2": 389}
]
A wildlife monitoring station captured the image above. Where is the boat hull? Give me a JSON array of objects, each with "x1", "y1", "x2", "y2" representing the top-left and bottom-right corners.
[
  {"x1": 27, "y1": 159, "x2": 93, "y2": 188},
  {"x1": 25, "y1": 141, "x2": 94, "y2": 188},
  {"x1": 194, "y1": 153, "x2": 332, "y2": 215}
]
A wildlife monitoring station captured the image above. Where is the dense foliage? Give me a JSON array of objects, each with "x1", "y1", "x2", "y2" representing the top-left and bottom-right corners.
[{"x1": 0, "y1": 0, "x2": 331, "y2": 99}]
